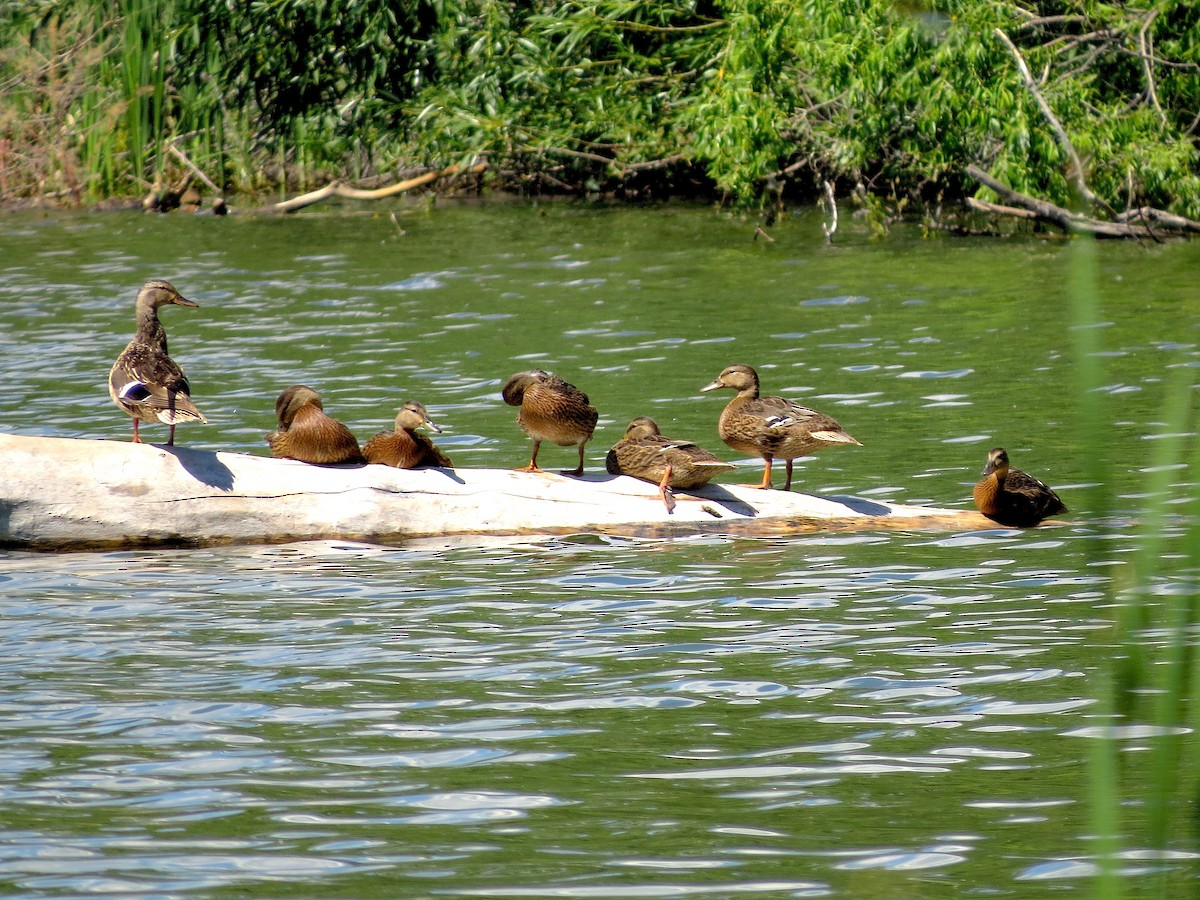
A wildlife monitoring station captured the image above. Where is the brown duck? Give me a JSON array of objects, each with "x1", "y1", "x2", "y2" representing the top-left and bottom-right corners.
[
  {"x1": 266, "y1": 385, "x2": 364, "y2": 465},
  {"x1": 502, "y1": 369, "x2": 598, "y2": 476},
  {"x1": 108, "y1": 279, "x2": 207, "y2": 445},
  {"x1": 363, "y1": 401, "x2": 454, "y2": 469},
  {"x1": 606, "y1": 416, "x2": 735, "y2": 512},
  {"x1": 700, "y1": 363, "x2": 860, "y2": 490},
  {"x1": 973, "y1": 447, "x2": 1067, "y2": 528}
]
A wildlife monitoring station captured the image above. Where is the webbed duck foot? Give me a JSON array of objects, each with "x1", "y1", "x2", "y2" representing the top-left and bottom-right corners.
[{"x1": 657, "y1": 466, "x2": 677, "y2": 513}]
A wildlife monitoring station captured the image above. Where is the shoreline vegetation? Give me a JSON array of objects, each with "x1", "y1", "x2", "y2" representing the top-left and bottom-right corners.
[{"x1": 3, "y1": 0, "x2": 1200, "y2": 237}]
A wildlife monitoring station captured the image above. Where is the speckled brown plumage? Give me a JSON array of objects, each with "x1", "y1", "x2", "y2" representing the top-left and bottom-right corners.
[
  {"x1": 502, "y1": 369, "x2": 598, "y2": 476},
  {"x1": 973, "y1": 447, "x2": 1067, "y2": 528},
  {"x1": 701, "y1": 363, "x2": 860, "y2": 490},
  {"x1": 606, "y1": 416, "x2": 735, "y2": 512},
  {"x1": 108, "y1": 279, "x2": 207, "y2": 445},
  {"x1": 266, "y1": 385, "x2": 364, "y2": 465},
  {"x1": 363, "y1": 401, "x2": 454, "y2": 469}
]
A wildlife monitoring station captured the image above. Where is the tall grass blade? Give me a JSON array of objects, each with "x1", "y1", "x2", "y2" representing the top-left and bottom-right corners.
[
  {"x1": 1069, "y1": 236, "x2": 1121, "y2": 900},
  {"x1": 1139, "y1": 363, "x2": 1196, "y2": 854}
]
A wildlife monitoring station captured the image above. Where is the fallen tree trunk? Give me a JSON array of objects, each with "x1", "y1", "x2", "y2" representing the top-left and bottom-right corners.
[{"x1": 0, "y1": 434, "x2": 991, "y2": 550}]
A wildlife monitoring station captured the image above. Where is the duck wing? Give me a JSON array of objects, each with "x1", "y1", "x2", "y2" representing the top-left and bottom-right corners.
[
  {"x1": 110, "y1": 343, "x2": 205, "y2": 423},
  {"x1": 1005, "y1": 468, "x2": 1068, "y2": 517}
]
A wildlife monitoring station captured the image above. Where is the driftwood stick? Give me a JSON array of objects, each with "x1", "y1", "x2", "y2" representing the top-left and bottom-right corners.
[
  {"x1": 269, "y1": 182, "x2": 340, "y2": 213},
  {"x1": 332, "y1": 170, "x2": 439, "y2": 200},
  {"x1": 993, "y1": 28, "x2": 1100, "y2": 210},
  {"x1": 268, "y1": 163, "x2": 487, "y2": 214}
]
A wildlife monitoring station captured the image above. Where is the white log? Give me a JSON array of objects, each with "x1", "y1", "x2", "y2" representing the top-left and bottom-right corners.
[{"x1": 0, "y1": 433, "x2": 990, "y2": 550}]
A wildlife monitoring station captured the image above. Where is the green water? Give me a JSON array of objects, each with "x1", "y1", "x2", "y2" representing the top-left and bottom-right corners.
[{"x1": 0, "y1": 202, "x2": 1197, "y2": 897}]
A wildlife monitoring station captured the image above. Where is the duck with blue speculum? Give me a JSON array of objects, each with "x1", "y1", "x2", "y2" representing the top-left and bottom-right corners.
[
  {"x1": 502, "y1": 369, "x2": 598, "y2": 476},
  {"x1": 973, "y1": 447, "x2": 1067, "y2": 528},
  {"x1": 363, "y1": 400, "x2": 454, "y2": 469},
  {"x1": 606, "y1": 416, "x2": 735, "y2": 513},
  {"x1": 108, "y1": 279, "x2": 207, "y2": 446},
  {"x1": 266, "y1": 385, "x2": 364, "y2": 465},
  {"x1": 701, "y1": 363, "x2": 861, "y2": 490}
]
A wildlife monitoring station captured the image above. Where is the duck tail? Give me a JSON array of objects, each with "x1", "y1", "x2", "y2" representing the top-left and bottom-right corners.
[
  {"x1": 810, "y1": 429, "x2": 861, "y2": 446},
  {"x1": 156, "y1": 396, "x2": 207, "y2": 425}
]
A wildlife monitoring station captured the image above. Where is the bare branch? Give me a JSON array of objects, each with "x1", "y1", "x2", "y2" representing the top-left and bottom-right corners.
[
  {"x1": 623, "y1": 155, "x2": 685, "y2": 172},
  {"x1": 993, "y1": 27, "x2": 1100, "y2": 210},
  {"x1": 167, "y1": 141, "x2": 221, "y2": 195},
  {"x1": 965, "y1": 197, "x2": 1040, "y2": 220},
  {"x1": 1138, "y1": 10, "x2": 1167, "y2": 126},
  {"x1": 970, "y1": 167, "x2": 1196, "y2": 239},
  {"x1": 1114, "y1": 206, "x2": 1200, "y2": 234}
]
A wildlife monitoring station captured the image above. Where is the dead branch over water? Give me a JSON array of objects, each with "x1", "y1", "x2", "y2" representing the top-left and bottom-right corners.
[{"x1": 965, "y1": 165, "x2": 1200, "y2": 239}]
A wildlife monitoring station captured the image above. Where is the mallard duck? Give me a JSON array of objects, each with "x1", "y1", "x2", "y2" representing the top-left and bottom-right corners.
[
  {"x1": 108, "y1": 279, "x2": 207, "y2": 445},
  {"x1": 363, "y1": 401, "x2": 454, "y2": 469},
  {"x1": 606, "y1": 416, "x2": 735, "y2": 512},
  {"x1": 973, "y1": 447, "x2": 1067, "y2": 528},
  {"x1": 700, "y1": 363, "x2": 861, "y2": 490},
  {"x1": 502, "y1": 369, "x2": 599, "y2": 476},
  {"x1": 266, "y1": 385, "x2": 364, "y2": 465}
]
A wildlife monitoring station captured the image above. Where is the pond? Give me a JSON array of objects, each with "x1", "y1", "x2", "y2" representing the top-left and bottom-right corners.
[{"x1": 0, "y1": 201, "x2": 1197, "y2": 898}]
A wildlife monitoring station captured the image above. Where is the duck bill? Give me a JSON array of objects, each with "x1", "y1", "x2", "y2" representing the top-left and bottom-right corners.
[
  {"x1": 174, "y1": 295, "x2": 199, "y2": 308},
  {"x1": 423, "y1": 417, "x2": 444, "y2": 433},
  {"x1": 699, "y1": 379, "x2": 724, "y2": 392}
]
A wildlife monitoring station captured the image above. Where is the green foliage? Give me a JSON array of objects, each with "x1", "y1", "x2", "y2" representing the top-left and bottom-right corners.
[{"x1": 1, "y1": 0, "x2": 1199, "y2": 220}]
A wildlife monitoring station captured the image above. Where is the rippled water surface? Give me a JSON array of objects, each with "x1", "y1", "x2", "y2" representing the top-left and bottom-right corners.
[{"x1": 1, "y1": 203, "x2": 1198, "y2": 897}]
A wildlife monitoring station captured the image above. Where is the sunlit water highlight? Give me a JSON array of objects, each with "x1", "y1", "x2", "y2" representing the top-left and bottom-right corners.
[{"x1": 0, "y1": 203, "x2": 1197, "y2": 897}]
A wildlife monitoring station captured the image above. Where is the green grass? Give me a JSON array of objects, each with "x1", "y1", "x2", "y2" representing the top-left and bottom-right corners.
[{"x1": 1072, "y1": 236, "x2": 1200, "y2": 896}]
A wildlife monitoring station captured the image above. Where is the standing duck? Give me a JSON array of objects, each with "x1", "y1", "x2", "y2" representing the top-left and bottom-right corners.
[
  {"x1": 266, "y1": 385, "x2": 364, "y2": 465},
  {"x1": 363, "y1": 401, "x2": 454, "y2": 469},
  {"x1": 973, "y1": 447, "x2": 1067, "y2": 528},
  {"x1": 606, "y1": 416, "x2": 735, "y2": 513},
  {"x1": 700, "y1": 363, "x2": 861, "y2": 490},
  {"x1": 108, "y1": 279, "x2": 207, "y2": 445},
  {"x1": 502, "y1": 369, "x2": 598, "y2": 476}
]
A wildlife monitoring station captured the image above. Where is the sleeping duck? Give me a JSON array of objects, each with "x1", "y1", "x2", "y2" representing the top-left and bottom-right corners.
[{"x1": 266, "y1": 385, "x2": 364, "y2": 465}]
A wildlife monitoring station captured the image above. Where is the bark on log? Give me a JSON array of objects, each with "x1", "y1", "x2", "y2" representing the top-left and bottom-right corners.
[{"x1": 0, "y1": 434, "x2": 991, "y2": 550}]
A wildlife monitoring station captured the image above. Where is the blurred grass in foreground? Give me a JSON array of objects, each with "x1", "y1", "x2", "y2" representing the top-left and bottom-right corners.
[{"x1": 1071, "y1": 236, "x2": 1200, "y2": 898}]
